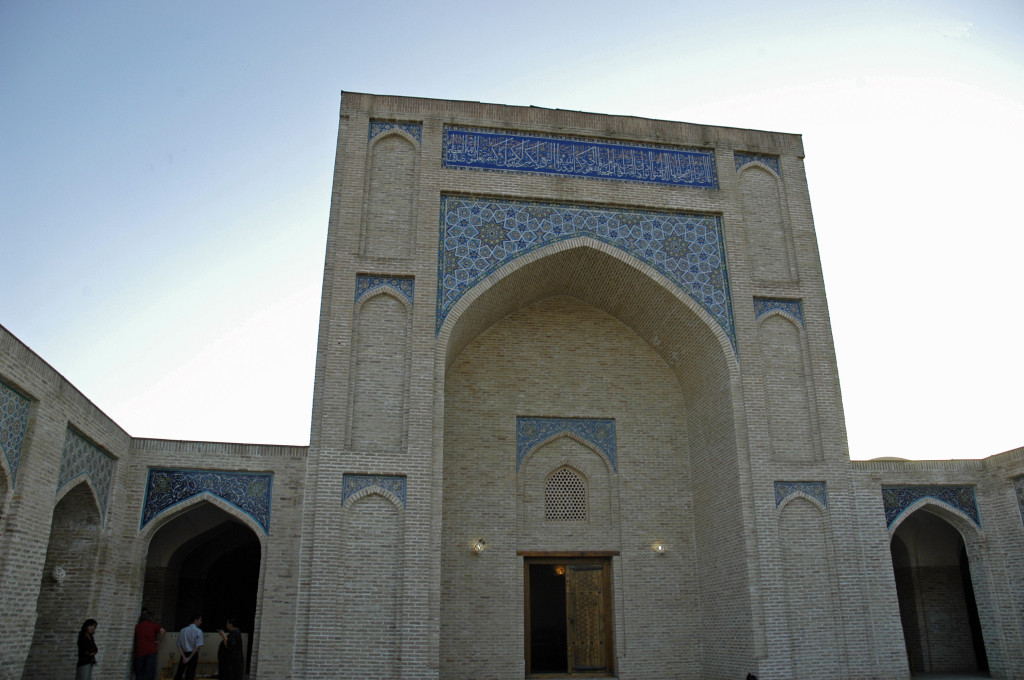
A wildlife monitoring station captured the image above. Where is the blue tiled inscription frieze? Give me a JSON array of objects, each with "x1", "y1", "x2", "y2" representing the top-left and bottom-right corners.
[
  {"x1": 0, "y1": 380, "x2": 30, "y2": 486},
  {"x1": 58, "y1": 428, "x2": 115, "y2": 520},
  {"x1": 141, "y1": 469, "x2": 273, "y2": 534},
  {"x1": 342, "y1": 474, "x2": 407, "y2": 508},
  {"x1": 517, "y1": 417, "x2": 616, "y2": 472},
  {"x1": 355, "y1": 275, "x2": 414, "y2": 307},
  {"x1": 774, "y1": 481, "x2": 827, "y2": 508},
  {"x1": 882, "y1": 485, "x2": 979, "y2": 528},
  {"x1": 444, "y1": 127, "x2": 718, "y2": 189},
  {"x1": 437, "y1": 195, "x2": 735, "y2": 348}
]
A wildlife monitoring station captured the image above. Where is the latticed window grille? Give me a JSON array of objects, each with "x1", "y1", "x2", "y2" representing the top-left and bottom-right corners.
[{"x1": 545, "y1": 467, "x2": 587, "y2": 522}]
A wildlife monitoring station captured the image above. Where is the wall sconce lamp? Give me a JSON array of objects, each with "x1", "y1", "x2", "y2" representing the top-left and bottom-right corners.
[
  {"x1": 52, "y1": 566, "x2": 67, "y2": 584},
  {"x1": 652, "y1": 542, "x2": 666, "y2": 555},
  {"x1": 472, "y1": 539, "x2": 487, "y2": 554}
]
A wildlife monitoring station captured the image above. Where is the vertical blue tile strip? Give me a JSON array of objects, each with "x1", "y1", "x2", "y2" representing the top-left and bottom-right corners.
[
  {"x1": 58, "y1": 428, "x2": 116, "y2": 521},
  {"x1": 141, "y1": 468, "x2": 273, "y2": 533},
  {"x1": 882, "y1": 485, "x2": 980, "y2": 527},
  {"x1": 437, "y1": 195, "x2": 735, "y2": 350},
  {"x1": 0, "y1": 381, "x2": 30, "y2": 486},
  {"x1": 754, "y1": 298, "x2": 804, "y2": 327},
  {"x1": 774, "y1": 481, "x2": 827, "y2": 508},
  {"x1": 342, "y1": 474, "x2": 407, "y2": 508},
  {"x1": 444, "y1": 127, "x2": 717, "y2": 189},
  {"x1": 369, "y1": 120, "x2": 422, "y2": 144},
  {"x1": 355, "y1": 275, "x2": 415, "y2": 307},
  {"x1": 734, "y1": 152, "x2": 781, "y2": 176},
  {"x1": 516, "y1": 417, "x2": 616, "y2": 472}
]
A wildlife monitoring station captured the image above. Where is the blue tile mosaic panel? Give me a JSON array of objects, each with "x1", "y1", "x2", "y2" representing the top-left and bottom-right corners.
[
  {"x1": 774, "y1": 481, "x2": 828, "y2": 508},
  {"x1": 58, "y1": 428, "x2": 116, "y2": 520},
  {"x1": 0, "y1": 380, "x2": 30, "y2": 486},
  {"x1": 355, "y1": 275, "x2": 415, "y2": 307},
  {"x1": 1014, "y1": 475, "x2": 1024, "y2": 527},
  {"x1": 444, "y1": 127, "x2": 718, "y2": 189},
  {"x1": 882, "y1": 485, "x2": 980, "y2": 528},
  {"x1": 734, "y1": 152, "x2": 781, "y2": 176},
  {"x1": 517, "y1": 417, "x2": 616, "y2": 472},
  {"x1": 754, "y1": 298, "x2": 804, "y2": 327},
  {"x1": 437, "y1": 195, "x2": 735, "y2": 348},
  {"x1": 141, "y1": 469, "x2": 273, "y2": 534},
  {"x1": 369, "y1": 120, "x2": 422, "y2": 144},
  {"x1": 342, "y1": 474, "x2": 407, "y2": 508}
]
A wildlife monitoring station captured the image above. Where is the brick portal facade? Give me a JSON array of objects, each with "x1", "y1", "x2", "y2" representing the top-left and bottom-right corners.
[{"x1": 1, "y1": 92, "x2": 1022, "y2": 679}]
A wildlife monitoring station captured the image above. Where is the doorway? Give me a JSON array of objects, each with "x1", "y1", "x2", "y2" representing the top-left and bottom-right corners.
[{"x1": 525, "y1": 557, "x2": 613, "y2": 677}]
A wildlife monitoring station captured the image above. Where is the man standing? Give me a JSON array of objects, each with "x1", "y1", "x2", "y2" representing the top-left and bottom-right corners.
[
  {"x1": 173, "y1": 614, "x2": 203, "y2": 680},
  {"x1": 133, "y1": 608, "x2": 164, "y2": 680}
]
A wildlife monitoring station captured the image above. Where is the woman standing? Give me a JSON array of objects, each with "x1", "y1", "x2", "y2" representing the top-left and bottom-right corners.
[{"x1": 75, "y1": 619, "x2": 98, "y2": 680}]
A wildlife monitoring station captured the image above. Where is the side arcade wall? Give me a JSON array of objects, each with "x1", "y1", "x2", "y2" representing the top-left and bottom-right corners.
[{"x1": 0, "y1": 325, "x2": 307, "y2": 680}]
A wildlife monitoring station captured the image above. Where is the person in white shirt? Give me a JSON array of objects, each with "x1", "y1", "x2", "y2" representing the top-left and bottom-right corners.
[{"x1": 174, "y1": 614, "x2": 203, "y2": 680}]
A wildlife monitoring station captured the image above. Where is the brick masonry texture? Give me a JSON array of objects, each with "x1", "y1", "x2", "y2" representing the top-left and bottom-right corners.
[{"x1": 0, "y1": 92, "x2": 1022, "y2": 679}]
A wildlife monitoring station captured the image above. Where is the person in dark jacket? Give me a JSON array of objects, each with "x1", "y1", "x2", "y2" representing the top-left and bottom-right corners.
[
  {"x1": 216, "y1": 618, "x2": 244, "y2": 680},
  {"x1": 76, "y1": 619, "x2": 98, "y2": 680}
]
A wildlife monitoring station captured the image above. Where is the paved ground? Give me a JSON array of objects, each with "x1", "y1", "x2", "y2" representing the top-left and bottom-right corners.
[{"x1": 911, "y1": 673, "x2": 991, "y2": 679}]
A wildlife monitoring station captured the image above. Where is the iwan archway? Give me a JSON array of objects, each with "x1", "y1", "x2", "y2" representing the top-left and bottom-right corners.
[
  {"x1": 140, "y1": 496, "x2": 264, "y2": 675},
  {"x1": 438, "y1": 243, "x2": 755, "y2": 679}
]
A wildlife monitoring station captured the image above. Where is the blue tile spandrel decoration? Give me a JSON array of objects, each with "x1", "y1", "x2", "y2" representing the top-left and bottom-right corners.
[
  {"x1": 342, "y1": 474, "x2": 407, "y2": 508},
  {"x1": 437, "y1": 195, "x2": 735, "y2": 350},
  {"x1": 444, "y1": 127, "x2": 718, "y2": 189},
  {"x1": 355, "y1": 275, "x2": 414, "y2": 307},
  {"x1": 516, "y1": 417, "x2": 616, "y2": 472},
  {"x1": 0, "y1": 380, "x2": 31, "y2": 487},
  {"x1": 58, "y1": 428, "x2": 116, "y2": 521},
  {"x1": 882, "y1": 485, "x2": 980, "y2": 528},
  {"x1": 141, "y1": 468, "x2": 273, "y2": 534},
  {"x1": 754, "y1": 298, "x2": 804, "y2": 327},
  {"x1": 774, "y1": 481, "x2": 827, "y2": 508},
  {"x1": 734, "y1": 152, "x2": 781, "y2": 177},
  {"x1": 369, "y1": 120, "x2": 422, "y2": 144}
]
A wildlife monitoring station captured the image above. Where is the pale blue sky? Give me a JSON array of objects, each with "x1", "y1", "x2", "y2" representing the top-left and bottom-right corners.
[{"x1": 2, "y1": 0, "x2": 1022, "y2": 458}]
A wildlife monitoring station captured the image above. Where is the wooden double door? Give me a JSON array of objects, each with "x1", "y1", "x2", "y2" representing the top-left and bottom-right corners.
[{"x1": 524, "y1": 557, "x2": 613, "y2": 677}]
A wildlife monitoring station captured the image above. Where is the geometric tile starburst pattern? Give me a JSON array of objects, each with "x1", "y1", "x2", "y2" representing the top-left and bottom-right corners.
[
  {"x1": 444, "y1": 127, "x2": 718, "y2": 189},
  {"x1": 882, "y1": 485, "x2": 980, "y2": 528},
  {"x1": 141, "y1": 468, "x2": 274, "y2": 534},
  {"x1": 516, "y1": 417, "x2": 617, "y2": 472},
  {"x1": 0, "y1": 380, "x2": 31, "y2": 487},
  {"x1": 437, "y1": 195, "x2": 734, "y2": 349},
  {"x1": 58, "y1": 428, "x2": 116, "y2": 521}
]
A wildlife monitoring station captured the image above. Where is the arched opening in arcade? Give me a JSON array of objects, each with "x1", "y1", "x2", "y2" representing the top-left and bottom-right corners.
[
  {"x1": 142, "y1": 501, "x2": 262, "y2": 677},
  {"x1": 890, "y1": 508, "x2": 988, "y2": 675},
  {"x1": 24, "y1": 482, "x2": 102, "y2": 679},
  {"x1": 437, "y1": 243, "x2": 752, "y2": 679}
]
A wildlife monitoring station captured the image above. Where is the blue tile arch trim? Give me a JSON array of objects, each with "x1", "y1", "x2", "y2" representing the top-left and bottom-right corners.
[
  {"x1": 517, "y1": 417, "x2": 616, "y2": 472},
  {"x1": 369, "y1": 120, "x2": 422, "y2": 144},
  {"x1": 444, "y1": 126, "x2": 718, "y2": 189},
  {"x1": 1014, "y1": 475, "x2": 1024, "y2": 527},
  {"x1": 141, "y1": 469, "x2": 273, "y2": 534},
  {"x1": 355, "y1": 274, "x2": 414, "y2": 307},
  {"x1": 58, "y1": 428, "x2": 115, "y2": 521},
  {"x1": 775, "y1": 481, "x2": 828, "y2": 508},
  {"x1": 437, "y1": 195, "x2": 735, "y2": 350},
  {"x1": 342, "y1": 474, "x2": 407, "y2": 508},
  {"x1": 754, "y1": 298, "x2": 804, "y2": 327},
  {"x1": 735, "y1": 152, "x2": 781, "y2": 177},
  {"x1": 882, "y1": 485, "x2": 980, "y2": 528},
  {"x1": 0, "y1": 380, "x2": 31, "y2": 487}
]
